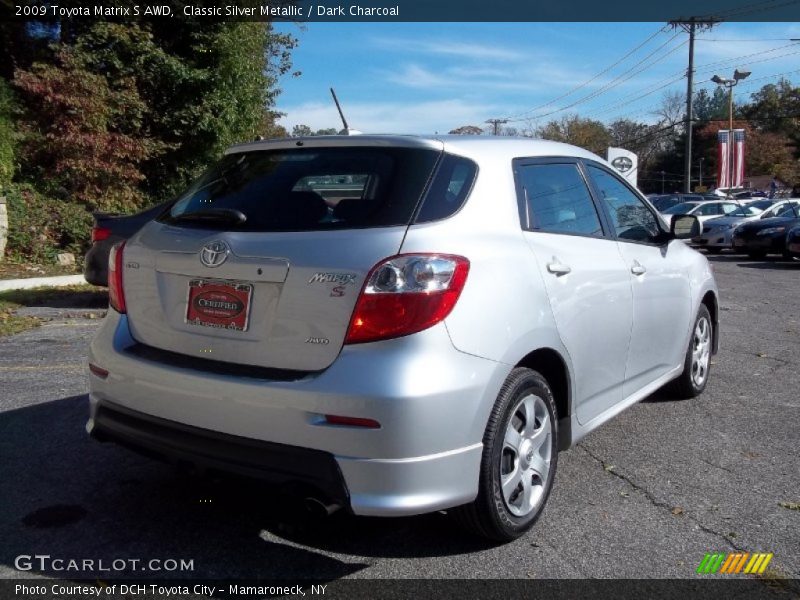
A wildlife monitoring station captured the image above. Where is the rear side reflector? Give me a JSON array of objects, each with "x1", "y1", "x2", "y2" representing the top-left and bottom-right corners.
[
  {"x1": 324, "y1": 415, "x2": 381, "y2": 429},
  {"x1": 88, "y1": 363, "x2": 109, "y2": 379},
  {"x1": 345, "y1": 254, "x2": 469, "y2": 344},
  {"x1": 91, "y1": 226, "x2": 112, "y2": 243},
  {"x1": 108, "y1": 241, "x2": 126, "y2": 314}
]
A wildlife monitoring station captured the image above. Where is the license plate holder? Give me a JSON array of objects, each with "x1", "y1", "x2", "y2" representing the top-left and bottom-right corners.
[{"x1": 186, "y1": 279, "x2": 253, "y2": 332}]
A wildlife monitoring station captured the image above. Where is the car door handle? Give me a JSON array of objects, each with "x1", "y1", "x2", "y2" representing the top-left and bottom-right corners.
[
  {"x1": 547, "y1": 260, "x2": 572, "y2": 275},
  {"x1": 631, "y1": 261, "x2": 646, "y2": 276}
]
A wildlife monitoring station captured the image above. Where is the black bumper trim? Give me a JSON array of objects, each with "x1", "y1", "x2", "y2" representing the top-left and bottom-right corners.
[
  {"x1": 123, "y1": 342, "x2": 314, "y2": 382},
  {"x1": 91, "y1": 401, "x2": 350, "y2": 506}
]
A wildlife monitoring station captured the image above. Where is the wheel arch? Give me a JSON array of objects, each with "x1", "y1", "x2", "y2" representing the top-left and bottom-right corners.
[
  {"x1": 514, "y1": 347, "x2": 573, "y2": 451},
  {"x1": 701, "y1": 290, "x2": 719, "y2": 354}
]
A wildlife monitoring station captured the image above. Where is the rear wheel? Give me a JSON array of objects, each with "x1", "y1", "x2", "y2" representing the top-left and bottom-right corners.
[
  {"x1": 669, "y1": 305, "x2": 713, "y2": 399},
  {"x1": 452, "y1": 368, "x2": 558, "y2": 541}
]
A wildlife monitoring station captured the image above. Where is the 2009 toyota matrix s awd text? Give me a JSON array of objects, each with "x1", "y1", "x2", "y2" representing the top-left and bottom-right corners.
[{"x1": 86, "y1": 135, "x2": 718, "y2": 541}]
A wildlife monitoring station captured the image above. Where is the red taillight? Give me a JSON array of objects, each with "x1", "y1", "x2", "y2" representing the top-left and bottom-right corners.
[
  {"x1": 344, "y1": 254, "x2": 469, "y2": 344},
  {"x1": 324, "y1": 415, "x2": 381, "y2": 429},
  {"x1": 108, "y1": 241, "x2": 126, "y2": 313},
  {"x1": 91, "y1": 226, "x2": 112, "y2": 243}
]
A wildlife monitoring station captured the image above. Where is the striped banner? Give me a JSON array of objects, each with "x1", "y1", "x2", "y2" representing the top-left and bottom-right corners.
[
  {"x1": 697, "y1": 552, "x2": 773, "y2": 575},
  {"x1": 717, "y1": 129, "x2": 746, "y2": 189},
  {"x1": 732, "y1": 129, "x2": 746, "y2": 188}
]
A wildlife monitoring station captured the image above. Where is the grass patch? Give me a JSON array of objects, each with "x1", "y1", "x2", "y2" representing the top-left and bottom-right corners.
[
  {"x1": 0, "y1": 262, "x2": 81, "y2": 280},
  {"x1": 0, "y1": 284, "x2": 107, "y2": 308},
  {"x1": 0, "y1": 284, "x2": 108, "y2": 337},
  {"x1": 0, "y1": 296, "x2": 41, "y2": 337}
]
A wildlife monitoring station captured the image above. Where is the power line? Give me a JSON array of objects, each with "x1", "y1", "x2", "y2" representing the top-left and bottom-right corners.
[
  {"x1": 580, "y1": 50, "x2": 800, "y2": 121},
  {"x1": 503, "y1": 26, "x2": 668, "y2": 121},
  {"x1": 507, "y1": 33, "x2": 687, "y2": 124}
]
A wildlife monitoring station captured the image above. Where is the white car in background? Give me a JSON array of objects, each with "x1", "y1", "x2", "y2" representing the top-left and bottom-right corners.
[
  {"x1": 695, "y1": 199, "x2": 800, "y2": 253},
  {"x1": 660, "y1": 200, "x2": 741, "y2": 228}
]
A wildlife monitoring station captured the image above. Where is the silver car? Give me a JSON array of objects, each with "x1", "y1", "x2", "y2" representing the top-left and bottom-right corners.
[{"x1": 87, "y1": 136, "x2": 719, "y2": 541}]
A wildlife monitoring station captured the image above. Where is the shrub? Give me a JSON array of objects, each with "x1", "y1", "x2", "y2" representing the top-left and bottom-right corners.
[
  {"x1": 3, "y1": 183, "x2": 92, "y2": 263},
  {"x1": 0, "y1": 79, "x2": 15, "y2": 187}
]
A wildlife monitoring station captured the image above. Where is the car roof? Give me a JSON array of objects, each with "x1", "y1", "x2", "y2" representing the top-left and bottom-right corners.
[{"x1": 226, "y1": 134, "x2": 606, "y2": 164}]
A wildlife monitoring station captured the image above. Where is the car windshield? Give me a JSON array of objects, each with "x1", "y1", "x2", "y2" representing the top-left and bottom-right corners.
[
  {"x1": 663, "y1": 202, "x2": 698, "y2": 214},
  {"x1": 728, "y1": 205, "x2": 763, "y2": 217}
]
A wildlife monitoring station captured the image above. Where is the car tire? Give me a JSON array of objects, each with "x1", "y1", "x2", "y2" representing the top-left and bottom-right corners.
[
  {"x1": 669, "y1": 304, "x2": 713, "y2": 400},
  {"x1": 452, "y1": 367, "x2": 558, "y2": 542},
  {"x1": 747, "y1": 250, "x2": 767, "y2": 260}
]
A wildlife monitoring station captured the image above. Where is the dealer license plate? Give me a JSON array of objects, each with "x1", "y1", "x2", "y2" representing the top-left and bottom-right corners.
[{"x1": 185, "y1": 279, "x2": 253, "y2": 332}]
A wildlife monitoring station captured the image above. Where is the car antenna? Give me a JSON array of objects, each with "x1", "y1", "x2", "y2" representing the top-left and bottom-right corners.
[{"x1": 330, "y1": 87, "x2": 362, "y2": 135}]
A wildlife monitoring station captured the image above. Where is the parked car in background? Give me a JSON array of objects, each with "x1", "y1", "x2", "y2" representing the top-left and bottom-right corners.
[
  {"x1": 661, "y1": 200, "x2": 741, "y2": 228},
  {"x1": 732, "y1": 202, "x2": 800, "y2": 259},
  {"x1": 786, "y1": 226, "x2": 800, "y2": 260},
  {"x1": 649, "y1": 194, "x2": 705, "y2": 213},
  {"x1": 695, "y1": 200, "x2": 800, "y2": 253},
  {"x1": 84, "y1": 202, "x2": 171, "y2": 286},
  {"x1": 85, "y1": 135, "x2": 718, "y2": 542}
]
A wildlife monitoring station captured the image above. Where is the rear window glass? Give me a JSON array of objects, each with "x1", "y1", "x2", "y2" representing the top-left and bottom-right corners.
[{"x1": 161, "y1": 147, "x2": 440, "y2": 231}]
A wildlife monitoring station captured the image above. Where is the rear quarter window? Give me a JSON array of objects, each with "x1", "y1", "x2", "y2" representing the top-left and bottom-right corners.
[{"x1": 414, "y1": 154, "x2": 477, "y2": 223}]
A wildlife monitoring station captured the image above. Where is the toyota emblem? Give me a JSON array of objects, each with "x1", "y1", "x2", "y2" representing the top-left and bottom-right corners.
[
  {"x1": 611, "y1": 156, "x2": 633, "y2": 173},
  {"x1": 199, "y1": 240, "x2": 230, "y2": 268}
]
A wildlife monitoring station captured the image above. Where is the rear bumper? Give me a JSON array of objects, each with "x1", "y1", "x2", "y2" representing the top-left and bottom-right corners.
[
  {"x1": 87, "y1": 312, "x2": 506, "y2": 516},
  {"x1": 88, "y1": 400, "x2": 350, "y2": 507}
]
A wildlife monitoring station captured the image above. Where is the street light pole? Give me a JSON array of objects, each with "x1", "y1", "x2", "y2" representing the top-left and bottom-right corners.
[
  {"x1": 699, "y1": 157, "x2": 704, "y2": 188},
  {"x1": 661, "y1": 171, "x2": 666, "y2": 194},
  {"x1": 711, "y1": 69, "x2": 751, "y2": 194}
]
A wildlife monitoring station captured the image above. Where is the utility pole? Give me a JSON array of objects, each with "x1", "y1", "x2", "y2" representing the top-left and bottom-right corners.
[
  {"x1": 670, "y1": 17, "x2": 717, "y2": 193},
  {"x1": 485, "y1": 118, "x2": 508, "y2": 136}
]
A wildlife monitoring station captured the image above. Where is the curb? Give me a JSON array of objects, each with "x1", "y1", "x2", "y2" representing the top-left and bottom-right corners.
[{"x1": 0, "y1": 274, "x2": 87, "y2": 292}]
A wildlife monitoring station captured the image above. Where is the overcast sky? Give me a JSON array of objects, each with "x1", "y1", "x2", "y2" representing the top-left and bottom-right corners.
[{"x1": 274, "y1": 21, "x2": 800, "y2": 134}]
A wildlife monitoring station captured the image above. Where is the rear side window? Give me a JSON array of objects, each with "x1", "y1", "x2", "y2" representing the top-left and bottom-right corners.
[
  {"x1": 516, "y1": 163, "x2": 603, "y2": 237},
  {"x1": 415, "y1": 154, "x2": 477, "y2": 223},
  {"x1": 161, "y1": 147, "x2": 440, "y2": 231}
]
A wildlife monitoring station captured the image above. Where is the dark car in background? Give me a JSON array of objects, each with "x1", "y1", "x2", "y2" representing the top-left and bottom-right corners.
[
  {"x1": 84, "y1": 202, "x2": 170, "y2": 286},
  {"x1": 787, "y1": 226, "x2": 800, "y2": 260},
  {"x1": 732, "y1": 202, "x2": 800, "y2": 259}
]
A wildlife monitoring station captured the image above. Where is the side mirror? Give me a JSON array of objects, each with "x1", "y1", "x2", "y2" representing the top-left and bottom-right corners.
[{"x1": 671, "y1": 214, "x2": 700, "y2": 239}]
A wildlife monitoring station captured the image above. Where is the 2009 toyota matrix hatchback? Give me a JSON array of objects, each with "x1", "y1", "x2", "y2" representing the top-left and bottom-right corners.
[{"x1": 87, "y1": 135, "x2": 719, "y2": 541}]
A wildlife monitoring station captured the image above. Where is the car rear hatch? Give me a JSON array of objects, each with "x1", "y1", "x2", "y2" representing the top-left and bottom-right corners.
[{"x1": 122, "y1": 137, "x2": 444, "y2": 372}]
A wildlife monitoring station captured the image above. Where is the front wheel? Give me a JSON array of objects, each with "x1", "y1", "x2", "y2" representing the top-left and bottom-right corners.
[
  {"x1": 669, "y1": 305, "x2": 713, "y2": 399},
  {"x1": 452, "y1": 368, "x2": 558, "y2": 542}
]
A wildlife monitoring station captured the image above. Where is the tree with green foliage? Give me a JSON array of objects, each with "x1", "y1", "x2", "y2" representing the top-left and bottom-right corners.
[
  {"x1": 536, "y1": 115, "x2": 612, "y2": 156},
  {"x1": 13, "y1": 47, "x2": 160, "y2": 212},
  {"x1": 0, "y1": 79, "x2": 16, "y2": 188}
]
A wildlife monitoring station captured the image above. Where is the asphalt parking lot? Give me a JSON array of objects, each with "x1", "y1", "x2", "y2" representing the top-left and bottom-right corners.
[{"x1": 0, "y1": 255, "x2": 797, "y2": 584}]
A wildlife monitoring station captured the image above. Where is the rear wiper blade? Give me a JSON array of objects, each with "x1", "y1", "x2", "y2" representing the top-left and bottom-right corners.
[{"x1": 169, "y1": 208, "x2": 247, "y2": 225}]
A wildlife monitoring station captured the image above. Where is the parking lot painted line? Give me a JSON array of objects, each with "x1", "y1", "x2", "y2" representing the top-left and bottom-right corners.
[{"x1": 0, "y1": 274, "x2": 86, "y2": 292}]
